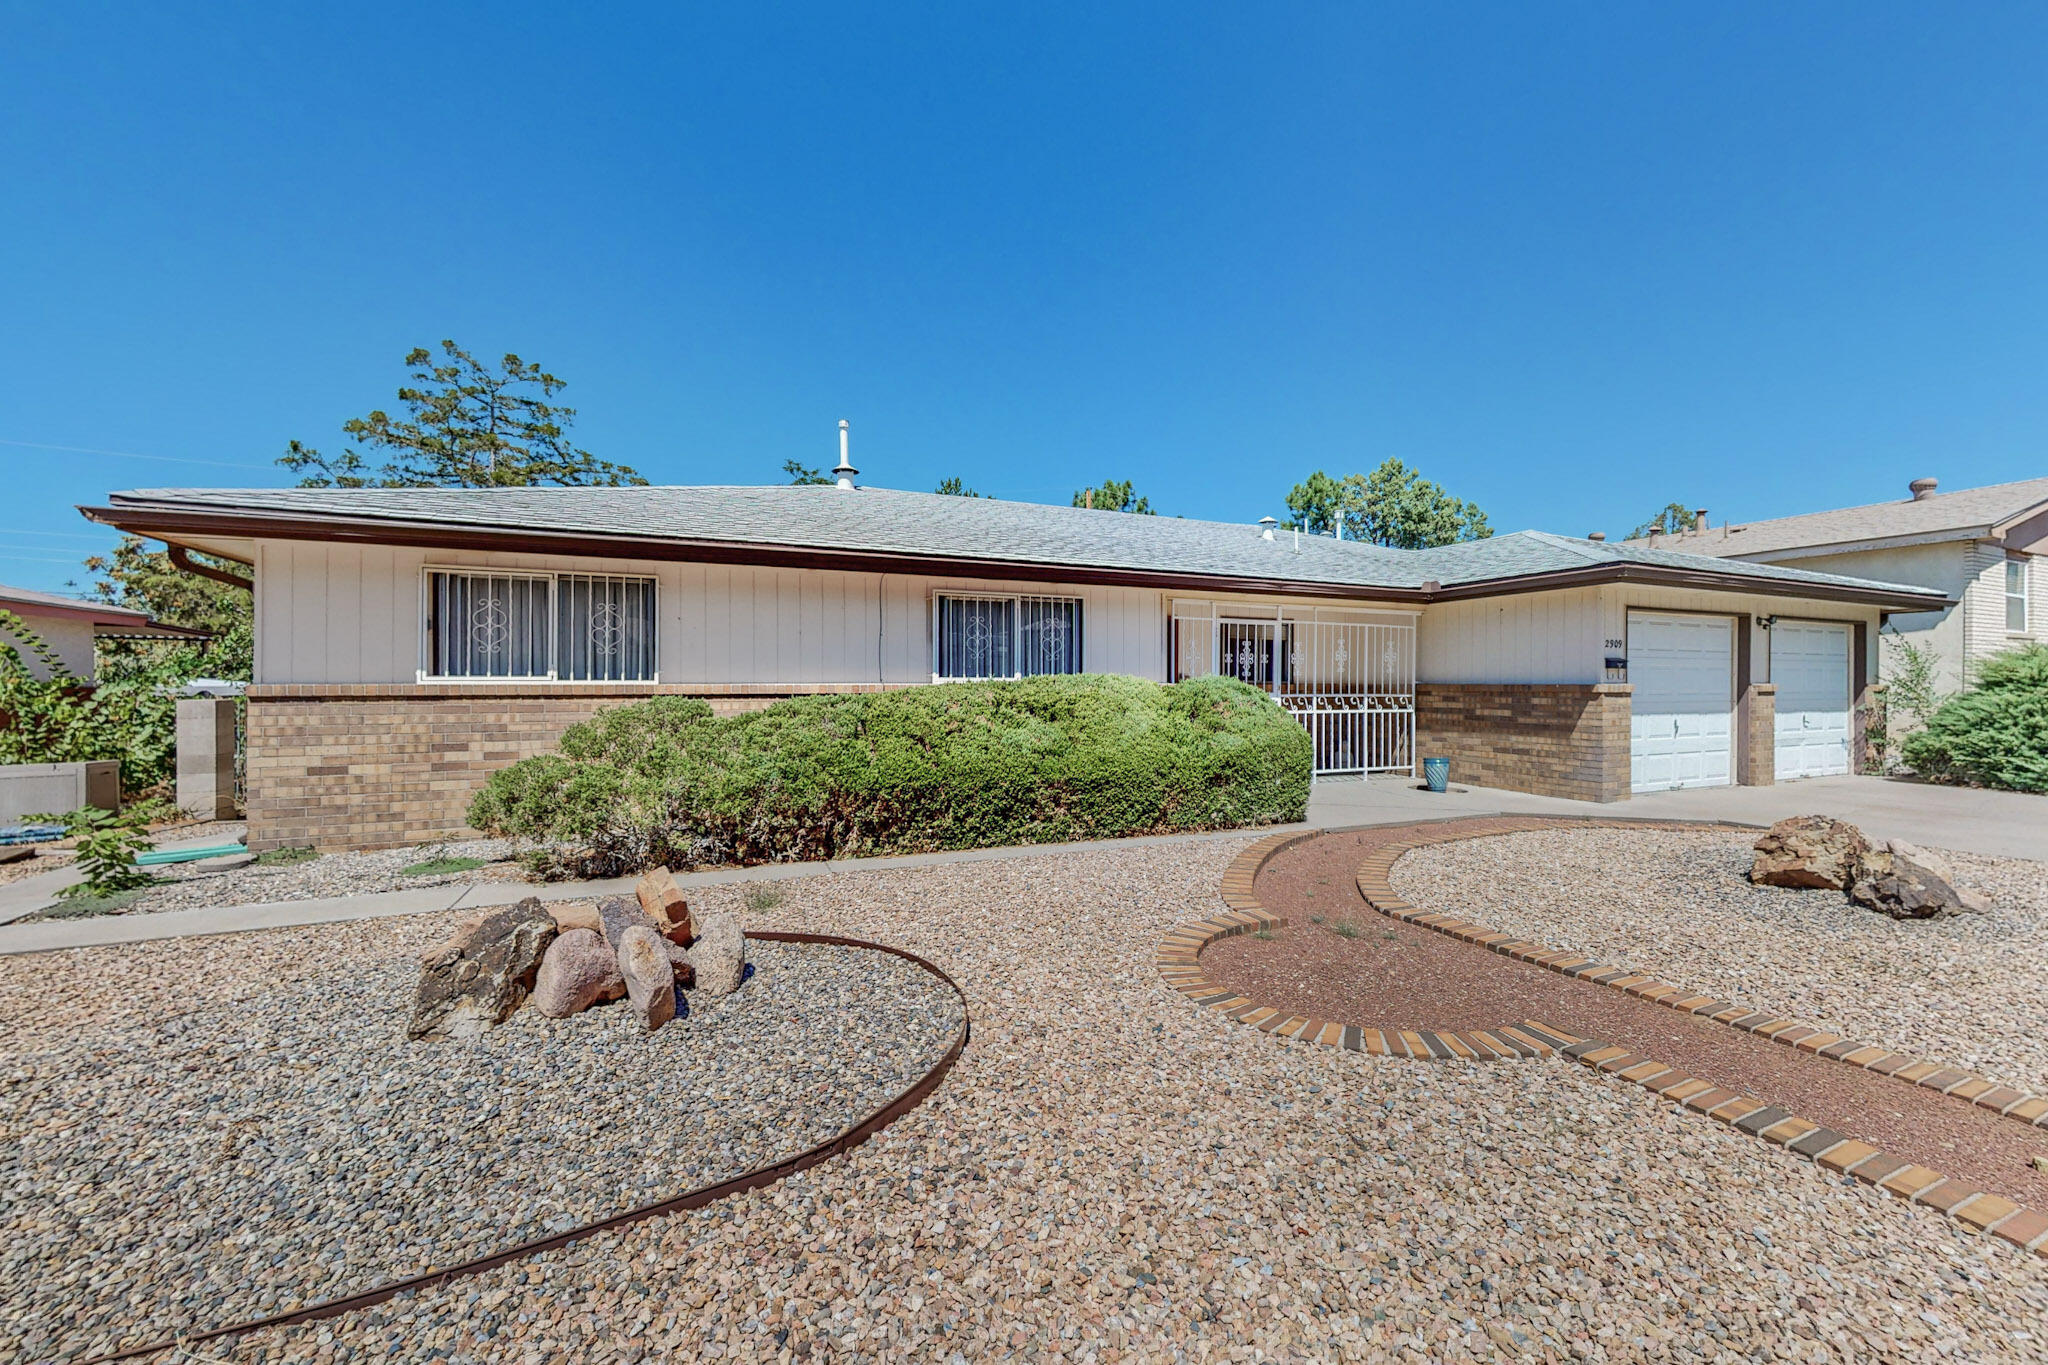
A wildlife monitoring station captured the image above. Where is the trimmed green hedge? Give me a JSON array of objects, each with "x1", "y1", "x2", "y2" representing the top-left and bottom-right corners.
[
  {"x1": 1899, "y1": 644, "x2": 2048, "y2": 793},
  {"x1": 468, "y1": 674, "x2": 1312, "y2": 874}
]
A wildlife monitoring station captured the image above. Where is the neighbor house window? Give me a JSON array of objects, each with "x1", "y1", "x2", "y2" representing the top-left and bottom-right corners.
[
  {"x1": 934, "y1": 593, "x2": 1082, "y2": 679},
  {"x1": 2010, "y1": 558, "x2": 2032, "y2": 633},
  {"x1": 425, "y1": 570, "x2": 657, "y2": 680}
]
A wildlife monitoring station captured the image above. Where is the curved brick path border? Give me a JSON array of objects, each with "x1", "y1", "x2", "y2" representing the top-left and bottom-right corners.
[
  {"x1": 1154, "y1": 820, "x2": 2048, "y2": 1259},
  {"x1": 1155, "y1": 830, "x2": 1569, "y2": 1061},
  {"x1": 1354, "y1": 819, "x2": 2048, "y2": 1131}
]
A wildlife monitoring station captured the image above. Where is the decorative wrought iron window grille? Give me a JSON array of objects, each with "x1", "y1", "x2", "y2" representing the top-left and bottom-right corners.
[
  {"x1": 424, "y1": 570, "x2": 657, "y2": 681},
  {"x1": 933, "y1": 593, "x2": 1083, "y2": 680}
]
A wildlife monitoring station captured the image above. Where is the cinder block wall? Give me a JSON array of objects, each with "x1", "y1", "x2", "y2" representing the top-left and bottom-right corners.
[
  {"x1": 243, "y1": 684, "x2": 905, "y2": 852},
  {"x1": 1413, "y1": 683, "x2": 1632, "y2": 803}
]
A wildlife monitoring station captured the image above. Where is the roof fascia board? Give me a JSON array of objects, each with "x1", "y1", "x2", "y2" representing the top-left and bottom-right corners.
[
  {"x1": 0, "y1": 597, "x2": 151, "y2": 629},
  {"x1": 83, "y1": 503, "x2": 1431, "y2": 604},
  {"x1": 1993, "y1": 504, "x2": 2048, "y2": 554},
  {"x1": 82, "y1": 503, "x2": 1950, "y2": 613}
]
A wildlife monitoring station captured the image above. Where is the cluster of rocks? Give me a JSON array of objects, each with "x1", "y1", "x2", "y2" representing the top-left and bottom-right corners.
[
  {"x1": 1749, "y1": 815, "x2": 1989, "y2": 919},
  {"x1": 407, "y1": 867, "x2": 748, "y2": 1040}
]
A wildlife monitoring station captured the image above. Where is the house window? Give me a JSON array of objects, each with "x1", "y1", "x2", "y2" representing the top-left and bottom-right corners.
[
  {"x1": 2010, "y1": 558, "x2": 2032, "y2": 633},
  {"x1": 425, "y1": 570, "x2": 657, "y2": 680},
  {"x1": 934, "y1": 594, "x2": 1082, "y2": 679}
]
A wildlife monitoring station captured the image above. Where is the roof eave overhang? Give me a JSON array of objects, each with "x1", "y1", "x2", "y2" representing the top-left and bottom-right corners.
[
  {"x1": 82, "y1": 502, "x2": 1952, "y2": 613},
  {"x1": 1431, "y1": 562, "x2": 1948, "y2": 612}
]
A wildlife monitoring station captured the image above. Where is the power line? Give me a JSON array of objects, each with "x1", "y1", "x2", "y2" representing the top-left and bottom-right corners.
[{"x1": 0, "y1": 438, "x2": 273, "y2": 471}]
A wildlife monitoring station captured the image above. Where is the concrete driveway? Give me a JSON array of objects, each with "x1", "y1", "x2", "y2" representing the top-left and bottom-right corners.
[{"x1": 1307, "y1": 773, "x2": 2044, "y2": 860}]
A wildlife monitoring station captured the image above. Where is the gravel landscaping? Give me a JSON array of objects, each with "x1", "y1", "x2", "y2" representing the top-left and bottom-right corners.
[
  {"x1": 14, "y1": 839, "x2": 2039, "y2": 1362},
  {"x1": 1391, "y1": 825, "x2": 2048, "y2": 1099},
  {"x1": 0, "y1": 923, "x2": 963, "y2": 1364},
  {"x1": 22, "y1": 836, "x2": 541, "y2": 920}
]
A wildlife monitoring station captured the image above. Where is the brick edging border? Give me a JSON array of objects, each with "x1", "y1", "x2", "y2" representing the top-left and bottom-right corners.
[
  {"x1": 1353, "y1": 818, "x2": 2048, "y2": 1132},
  {"x1": 1157, "y1": 822, "x2": 2048, "y2": 1260},
  {"x1": 1155, "y1": 830, "x2": 1567, "y2": 1062},
  {"x1": 1541, "y1": 1024, "x2": 2048, "y2": 1257}
]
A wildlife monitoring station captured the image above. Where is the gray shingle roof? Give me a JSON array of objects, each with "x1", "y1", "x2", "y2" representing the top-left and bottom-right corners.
[
  {"x1": 100, "y1": 484, "x2": 1944, "y2": 602},
  {"x1": 1638, "y1": 475, "x2": 2048, "y2": 559}
]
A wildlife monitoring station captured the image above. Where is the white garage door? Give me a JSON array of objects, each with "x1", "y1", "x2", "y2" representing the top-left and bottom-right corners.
[
  {"x1": 1774, "y1": 622, "x2": 1851, "y2": 780},
  {"x1": 1630, "y1": 613, "x2": 1734, "y2": 793}
]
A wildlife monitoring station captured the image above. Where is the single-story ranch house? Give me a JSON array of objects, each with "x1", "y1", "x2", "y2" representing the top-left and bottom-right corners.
[{"x1": 87, "y1": 480, "x2": 1949, "y2": 851}]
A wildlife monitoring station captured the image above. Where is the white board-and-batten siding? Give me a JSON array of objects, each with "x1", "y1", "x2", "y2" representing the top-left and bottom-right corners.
[
  {"x1": 253, "y1": 539, "x2": 1884, "y2": 691},
  {"x1": 252, "y1": 540, "x2": 1166, "y2": 686}
]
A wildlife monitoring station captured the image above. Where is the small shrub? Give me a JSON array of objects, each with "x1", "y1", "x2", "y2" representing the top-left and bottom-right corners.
[
  {"x1": 469, "y1": 675, "x2": 1312, "y2": 874},
  {"x1": 36, "y1": 806, "x2": 155, "y2": 899},
  {"x1": 1308, "y1": 913, "x2": 1326, "y2": 925},
  {"x1": 1899, "y1": 645, "x2": 2048, "y2": 793},
  {"x1": 1330, "y1": 921, "x2": 1360, "y2": 939},
  {"x1": 741, "y1": 882, "x2": 788, "y2": 912},
  {"x1": 255, "y1": 845, "x2": 319, "y2": 867},
  {"x1": 1251, "y1": 928, "x2": 1275, "y2": 941}
]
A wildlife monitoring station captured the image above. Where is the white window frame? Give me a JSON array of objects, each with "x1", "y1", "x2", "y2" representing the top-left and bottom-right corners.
[
  {"x1": 2007, "y1": 557, "x2": 2032, "y2": 635},
  {"x1": 931, "y1": 591, "x2": 1085, "y2": 681},
  {"x1": 419, "y1": 567, "x2": 660, "y2": 683}
]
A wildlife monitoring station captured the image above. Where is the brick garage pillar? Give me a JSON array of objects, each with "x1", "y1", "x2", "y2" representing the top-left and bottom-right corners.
[
  {"x1": 1737, "y1": 682, "x2": 1776, "y2": 787},
  {"x1": 1412, "y1": 683, "x2": 1632, "y2": 803}
]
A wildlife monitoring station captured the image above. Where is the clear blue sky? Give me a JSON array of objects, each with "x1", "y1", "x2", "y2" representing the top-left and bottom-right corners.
[{"x1": 4, "y1": 3, "x2": 2046, "y2": 596}]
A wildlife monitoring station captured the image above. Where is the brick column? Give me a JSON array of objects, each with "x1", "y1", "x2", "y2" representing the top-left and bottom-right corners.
[{"x1": 1737, "y1": 682, "x2": 1776, "y2": 787}]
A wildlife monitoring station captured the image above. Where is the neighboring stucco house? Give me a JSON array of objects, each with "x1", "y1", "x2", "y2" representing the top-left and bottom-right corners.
[
  {"x1": 1641, "y1": 476, "x2": 2047, "y2": 702},
  {"x1": 85, "y1": 479, "x2": 1948, "y2": 850},
  {"x1": 0, "y1": 582, "x2": 205, "y2": 682}
]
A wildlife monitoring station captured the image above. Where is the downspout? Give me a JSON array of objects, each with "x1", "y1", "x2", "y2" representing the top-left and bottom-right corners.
[{"x1": 169, "y1": 544, "x2": 253, "y2": 591}]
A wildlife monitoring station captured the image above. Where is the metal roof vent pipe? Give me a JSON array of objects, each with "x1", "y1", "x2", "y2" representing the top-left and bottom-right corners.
[
  {"x1": 1258, "y1": 516, "x2": 1278, "y2": 541},
  {"x1": 1910, "y1": 477, "x2": 1939, "y2": 500},
  {"x1": 1694, "y1": 508, "x2": 1708, "y2": 531},
  {"x1": 834, "y1": 420, "x2": 858, "y2": 490}
]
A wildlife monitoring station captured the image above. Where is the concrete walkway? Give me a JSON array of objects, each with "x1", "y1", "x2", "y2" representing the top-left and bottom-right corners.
[
  {"x1": 2, "y1": 772, "x2": 2032, "y2": 956},
  {"x1": 0, "y1": 823, "x2": 1309, "y2": 956},
  {"x1": 1306, "y1": 772, "x2": 2044, "y2": 860}
]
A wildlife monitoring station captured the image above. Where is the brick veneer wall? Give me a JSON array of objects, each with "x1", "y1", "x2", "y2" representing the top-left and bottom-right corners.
[
  {"x1": 1412, "y1": 683, "x2": 1631, "y2": 803},
  {"x1": 244, "y1": 683, "x2": 912, "y2": 852}
]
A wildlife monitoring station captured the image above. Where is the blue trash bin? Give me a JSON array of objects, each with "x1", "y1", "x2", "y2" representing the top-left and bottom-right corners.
[{"x1": 1422, "y1": 757, "x2": 1450, "y2": 793}]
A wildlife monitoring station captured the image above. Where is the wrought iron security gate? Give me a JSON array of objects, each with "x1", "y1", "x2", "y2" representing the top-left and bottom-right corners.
[{"x1": 1170, "y1": 607, "x2": 1415, "y2": 777}]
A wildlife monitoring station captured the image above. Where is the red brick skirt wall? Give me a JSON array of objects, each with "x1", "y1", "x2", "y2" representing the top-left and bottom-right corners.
[
  {"x1": 1412, "y1": 682, "x2": 1632, "y2": 803},
  {"x1": 243, "y1": 684, "x2": 907, "y2": 852}
]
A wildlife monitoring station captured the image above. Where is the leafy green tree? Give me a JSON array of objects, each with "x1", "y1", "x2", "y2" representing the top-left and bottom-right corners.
[
  {"x1": 783, "y1": 459, "x2": 833, "y2": 485},
  {"x1": 1072, "y1": 479, "x2": 1154, "y2": 514},
  {"x1": 82, "y1": 536, "x2": 252, "y2": 681},
  {"x1": 1283, "y1": 459, "x2": 1490, "y2": 547},
  {"x1": 278, "y1": 340, "x2": 646, "y2": 488},
  {"x1": 1630, "y1": 502, "x2": 1697, "y2": 540},
  {"x1": 0, "y1": 609, "x2": 184, "y2": 795},
  {"x1": 1348, "y1": 459, "x2": 1491, "y2": 548},
  {"x1": 934, "y1": 477, "x2": 981, "y2": 497},
  {"x1": 1282, "y1": 470, "x2": 1350, "y2": 535}
]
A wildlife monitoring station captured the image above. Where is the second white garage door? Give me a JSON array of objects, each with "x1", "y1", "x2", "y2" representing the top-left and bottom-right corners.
[
  {"x1": 1630, "y1": 613, "x2": 1734, "y2": 793},
  {"x1": 1773, "y1": 622, "x2": 1852, "y2": 779}
]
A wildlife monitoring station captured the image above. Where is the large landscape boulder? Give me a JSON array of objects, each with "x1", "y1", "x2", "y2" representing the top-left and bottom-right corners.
[
  {"x1": 636, "y1": 866, "x2": 693, "y2": 944},
  {"x1": 1749, "y1": 816, "x2": 1870, "y2": 890},
  {"x1": 617, "y1": 925, "x2": 679, "y2": 1031},
  {"x1": 408, "y1": 898, "x2": 557, "y2": 1041},
  {"x1": 1849, "y1": 845, "x2": 1970, "y2": 920},
  {"x1": 687, "y1": 910, "x2": 747, "y2": 997},
  {"x1": 532, "y1": 928, "x2": 627, "y2": 1017},
  {"x1": 598, "y1": 895, "x2": 658, "y2": 950}
]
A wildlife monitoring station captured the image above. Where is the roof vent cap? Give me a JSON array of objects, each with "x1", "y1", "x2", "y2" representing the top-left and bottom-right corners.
[
  {"x1": 833, "y1": 420, "x2": 858, "y2": 490},
  {"x1": 1587, "y1": 531, "x2": 1607, "y2": 541},
  {"x1": 1258, "y1": 516, "x2": 1278, "y2": 541},
  {"x1": 1909, "y1": 476, "x2": 1938, "y2": 501}
]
